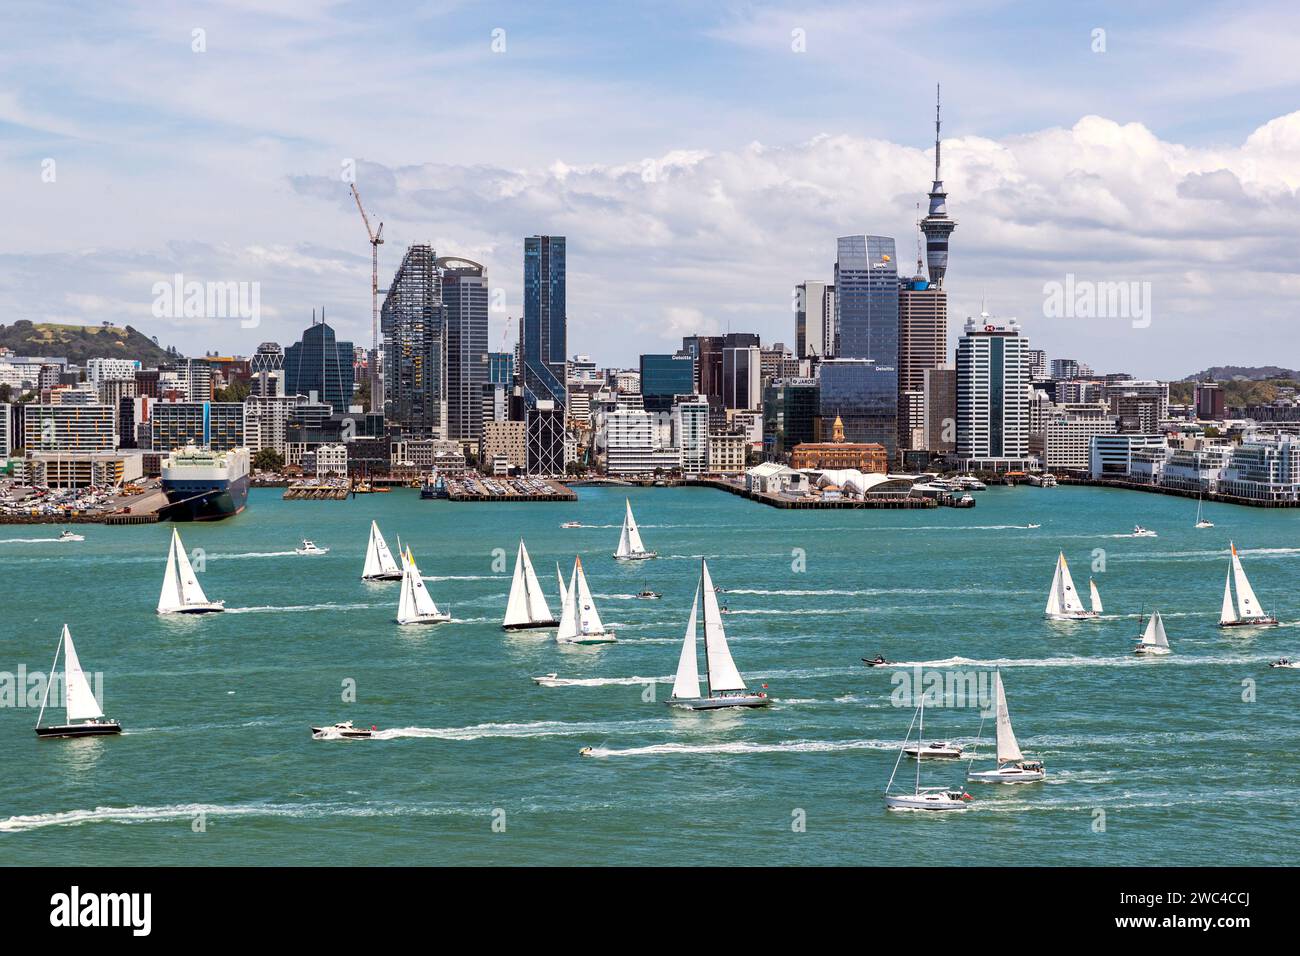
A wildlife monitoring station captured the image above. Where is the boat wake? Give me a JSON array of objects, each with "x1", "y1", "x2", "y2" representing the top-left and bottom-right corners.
[
  {"x1": 207, "y1": 550, "x2": 300, "y2": 559},
  {"x1": 370, "y1": 719, "x2": 675, "y2": 741},
  {"x1": 581, "y1": 738, "x2": 896, "y2": 758},
  {"x1": 534, "y1": 675, "x2": 667, "y2": 687},
  {"x1": 223, "y1": 602, "x2": 381, "y2": 614},
  {"x1": 0, "y1": 536, "x2": 65, "y2": 543}
]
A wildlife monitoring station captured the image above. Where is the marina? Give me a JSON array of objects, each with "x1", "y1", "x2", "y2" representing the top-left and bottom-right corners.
[{"x1": 1, "y1": 483, "x2": 1297, "y2": 865}]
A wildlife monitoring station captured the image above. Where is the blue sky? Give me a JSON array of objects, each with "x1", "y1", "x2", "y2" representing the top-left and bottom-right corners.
[{"x1": 2, "y1": 1, "x2": 1298, "y2": 377}]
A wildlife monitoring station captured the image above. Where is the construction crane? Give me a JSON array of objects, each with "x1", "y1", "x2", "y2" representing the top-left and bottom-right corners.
[{"x1": 350, "y1": 182, "x2": 384, "y2": 413}]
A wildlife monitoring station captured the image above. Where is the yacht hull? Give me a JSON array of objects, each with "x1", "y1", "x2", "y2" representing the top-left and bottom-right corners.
[
  {"x1": 668, "y1": 694, "x2": 770, "y2": 710},
  {"x1": 502, "y1": 620, "x2": 559, "y2": 631},
  {"x1": 614, "y1": 552, "x2": 657, "y2": 561},
  {"x1": 1219, "y1": 618, "x2": 1278, "y2": 628},
  {"x1": 36, "y1": 722, "x2": 122, "y2": 739},
  {"x1": 968, "y1": 768, "x2": 1045, "y2": 783},
  {"x1": 159, "y1": 604, "x2": 225, "y2": 615},
  {"x1": 362, "y1": 572, "x2": 404, "y2": 582},
  {"x1": 885, "y1": 793, "x2": 969, "y2": 811},
  {"x1": 396, "y1": 614, "x2": 452, "y2": 625},
  {"x1": 1045, "y1": 612, "x2": 1100, "y2": 621},
  {"x1": 559, "y1": 635, "x2": 617, "y2": 645}
]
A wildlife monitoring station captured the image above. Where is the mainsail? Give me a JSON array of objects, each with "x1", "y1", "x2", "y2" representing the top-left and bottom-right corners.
[
  {"x1": 1045, "y1": 552, "x2": 1086, "y2": 616},
  {"x1": 700, "y1": 560, "x2": 746, "y2": 692},
  {"x1": 1089, "y1": 579, "x2": 1103, "y2": 614},
  {"x1": 397, "y1": 547, "x2": 444, "y2": 623},
  {"x1": 557, "y1": 557, "x2": 607, "y2": 641},
  {"x1": 362, "y1": 521, "x2": 400, "y2": 579},
  {"x1": 670, "y1": 584, "x2": 703, "y2": 700},
  {"x1": 556, "y1": 563, "x2": 568, "y2": 609},
  {"x1": 1140, "y1": 611, "x2": 1169, "y2": 649},
  {"x1": 61, "y1": 627, "x2": 104, "y2": 722},
  {"x1": 158, "y1": 529, "x2": 213, "y2": 612},
  {"x1": 993, "y1": 671, "x2": 1023, "y2": 765},
  {"x1": 503, "y1": 541, "x2": 554, "y2": 627},
  {"x1": 1230, "y1": 543, "x2": 1265, "y2": 619},
  {"x1": 1220, "y1": 569, "x2": 1238, "y2": 625},
  {"x1": 616, "y1": 499, "x2": 648, "y2": 558}
]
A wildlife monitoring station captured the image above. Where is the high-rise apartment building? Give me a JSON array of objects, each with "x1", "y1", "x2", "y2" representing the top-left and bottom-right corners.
[
  {"x1": 439, "y1": 257, "x2": 490, "y2": 443},
  {"x1": 795, "y1": 281, "x2": 836, "y2": 359},
  {"x1": 956, "y1": 314, "x2": 1031, "y2": 469},
  {"x1": 382, "y1": 243, "x2": 446, "y2": 438},
  {"x1": 897, "y1": 275, "x2": 948, "y2": 456}
]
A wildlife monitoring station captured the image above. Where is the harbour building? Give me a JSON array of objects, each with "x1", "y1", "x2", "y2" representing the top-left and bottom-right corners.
[
  {"x1": 956, "y1": 313, "x2": 1033, "y2": 471},
  {"x1": 283, "y1": 316, "x2": 355, "y2": 412}
]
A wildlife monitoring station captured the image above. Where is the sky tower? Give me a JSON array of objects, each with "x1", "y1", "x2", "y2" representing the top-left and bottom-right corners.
[{"x1": 920, "y1": 84, "x2": 956, "y2": 289}]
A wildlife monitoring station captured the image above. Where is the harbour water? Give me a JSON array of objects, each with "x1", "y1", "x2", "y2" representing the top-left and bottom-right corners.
[{"x1": 1, "y1": 485, "x2": 1296, "y2": 865}]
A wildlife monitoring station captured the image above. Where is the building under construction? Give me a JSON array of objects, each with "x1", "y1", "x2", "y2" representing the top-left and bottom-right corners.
[{"x1": 381, "y1": 243, "x2": 447, "y2": 438}]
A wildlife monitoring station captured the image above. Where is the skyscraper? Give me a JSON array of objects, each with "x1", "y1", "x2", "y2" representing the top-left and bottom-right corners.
[
  {"x1": 381, "y1": 243, "x2": 446, "y2": 437},
  {"x1": 920, "y1": 85, "x2": 957, "y2": 289},
  {"x1": 522, "y1": 236, "x2": 567, "y2": 413},
  {"x1": 832, "y1": 236, "x2": 899, "y2": 456},
  {"x1": 795, "y1": 280, "x2": 835, "y2": 359},
  {"x1": 956, "y1": 313, "x2": 1031, "y2": 470},
  {"x1": 639, "y1": 352, "x2": 695, "y2": 414},
  {"x1": 439, "y1": 257, "x2": 490, "y2": 443},
  {"x1": 897, "y1": 273, "x2": 948, "y2": 456},
  {"x1": 283, "y1": 318, "x2": 354, "y2": 411},
  {"x1": 720, "y1": 333, "x2": 761, "y2": 411}
]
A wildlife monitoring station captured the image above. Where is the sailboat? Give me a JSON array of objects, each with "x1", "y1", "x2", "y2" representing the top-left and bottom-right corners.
[
  {"x1": 1134, "y1": 610, "x2": 1172, "y2": 656},
  {"x1": 613, "y1": 499, "x2": 656, "y2": 561},
  {"x1": 395, "y1": 546, "x2": 451, "y2": 625},
  {"x1": 1219, "y1": 542, "x2": 1278, "y2": 628},
  {"x1": 34, "y1": 625, "x2": 121, "y2": 738},
  {"x1": 556, "y1": 562, "x2": 569, "y2": 609},
  {"x1": 667, "y1": 560, "x2": 769, "y2": 709},
  {"x1": 1044, "y1": 551, "x2": 1099, "y2": 620},
  {"x1": 966, "y1": 672, "x2": 1044, "y2": 782},
  {"x1": 157, "y1": 528, "x2": 225, "y2": 614},
  {"x1": 360, "y1": 520, "x2": 403, "y2": 581},
  {"x1": 885, "y1": 697, "x2": 972, "y2": 810},
  {"x1": 1195, "y1": 490, "x2": 1214, "y2": 529},
  {"x1": 501, "y1": 540, "x2": 559, "y2": 630},
  {"x1": 556, "y1": 556, "x2": 616, "y2": 644}
]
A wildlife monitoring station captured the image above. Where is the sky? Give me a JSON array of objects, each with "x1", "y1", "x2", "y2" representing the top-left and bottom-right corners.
[{"x1": 1, "y1": 0, "x2": 1298, "y2": 379}]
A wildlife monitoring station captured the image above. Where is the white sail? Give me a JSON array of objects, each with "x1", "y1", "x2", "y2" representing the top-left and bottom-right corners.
[
  {"x1": 1140, "y1": 611, "x2": 1169, "y2": 649},
  {"x1": 397, "y1": 547, "x2": 445, "y2": 623},
  {"x1": 1089, "y1": 578, "x2": 1103, "y2": 614},
  {"x1": 61, "y1": 626, "x2": 103, "y2": 722},
  {"x1": 616, "y1": 499, "x2": 648, "y2": 558},
  {"x1": 556, "y1": 562, "x2": 568, "y2": 609},
  {"x1": 1230, "y1": 543, "x2": 1266, "y2": 619},
  {"x1": 1220, "y1": 570, "x2": 1238, "y2": 625},
  {"x1": 993, "y1": 671, "x2": 1023, "y2": 765},
  {"x1": 573, "y1": 558, "x2": 606, "y2": 636},
  {"x1": 157, "y1": 530, "x2": 183, "y2": 613},
  {"x1": 1056, "y1": 553, "x2": 1086, "y2": 614},
  {"x1": 503, "y1": 541, "x2": 554, "y2": 627},
  {"x1": 556, "y1": 560, "x2": 579, "y2": 641},
  {"x1": 670, "y1": 584, "x2": 703, "y2": 700},
  {"x1": 362, "y1": 521, "x2": 400, "y2": 579},
  {"x1": 700, "y1": 561, "x2": 746, "y2": 692},
  {"x1": 1044, "y1": 555, "x2": 1063, "y2": 616}
]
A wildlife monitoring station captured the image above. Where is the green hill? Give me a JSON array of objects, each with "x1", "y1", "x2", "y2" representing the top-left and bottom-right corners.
[{"x1": 0, "y1": 320, "x2": 177, "y2": 367}]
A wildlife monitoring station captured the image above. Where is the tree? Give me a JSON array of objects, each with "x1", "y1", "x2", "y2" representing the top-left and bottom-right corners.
[
  {"x1": 252, "y1": 448, "x2": 285, "y2": 473},
  {"x1": 215, "y1": 380, "x2": 251, "y2": 403}
]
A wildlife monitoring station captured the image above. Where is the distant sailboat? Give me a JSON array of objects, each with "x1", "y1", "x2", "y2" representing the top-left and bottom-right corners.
[
  {"x1": 1195, "y1": 490, "x2": 1214, "y2": 529},
  {"x1": 967, "y1": 671, "x2": 1045, "y2": 783},
  {"x1": 1044, "y1": 551, "x2": 1099, "y2": 621},
  {"x1": 885, "y1": 697, "x2": 972, "y2": 811},
  {"x1": 614, "y1": 499, "x2": 656, "y2": 561},
  {"x1": 157, "y1": 528, "x2": 224, "y2": 614},
  {"x1": 501, "y1": 540, "x2": 558, "y2": 630},
  {"x1": 556, "y1": 556, "x2": 616, "y2": 644},
  {"x1": 361, "y1": 520, "x2": 403, "y2": 581},
  {"x1": 1219, "y1": 542, "x2": 1278, "y2": 628},
  {"x1": 396, "y1": 546, "x2": 451, "y2": 625},
  {"x1": 556, "y1": 562, "x2": 569, "y2": 609},
  {"x1": 34, "y1": 625, "x2": 121, "y2": 738},
  {"x1": 667, "y1": 560, "x2": 769, "y2": 709},
  {"x1": 1134, "y1": 610, "x2": 1172, "y2": 656},
  {"x1": 1089, "y1": 578, "x2": 1103, "y2": 614}
]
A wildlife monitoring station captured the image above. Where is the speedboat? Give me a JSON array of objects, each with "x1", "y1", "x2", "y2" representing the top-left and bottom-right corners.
[
  {"x1": 1132, "y1": 525, "x2": 1158, "y2": 538},
  {"x1": 636, "y1": 589, "x2": 661, "y2": 600},
  {"x1": 862, "y1": 655, "x2": 893, "y2": 668},
  {"x1": 58, "y1": 529, "x2": 84, "y2": 542},
  {"x1": 532, "y1": 673, "x2": 563, "y2": 686},
  {"x1": 1269, "y1": 658, "x2": 1299, "y2": 669},
  {"x1": 295, "y1": 538, "x2": 329, "y2": 555},
  {"x1": 885, "y1": 786, "x2": 972, "y2": 811},
  {"x1": 311, "y1": 720, "x2": 375, "y2": 739},
  {"x1": 904, "y1": 741, "x2": 964, "y2": 759},
  {"x1": 578, "y1": 746, "x2": 594, "y2": 756},
  {"x1": 561, "y1": 521, "x2": 581, "y2": 528},
  {"x1": 1026, "y1": 523, "x2": 1041, "y2": 529},
  {"x1": 968, "y1": 760, "x2": 1046, "y2": 783}
]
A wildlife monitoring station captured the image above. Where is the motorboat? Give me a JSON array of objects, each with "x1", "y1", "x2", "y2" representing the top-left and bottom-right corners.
[
  {"x1": 561, "y1": 521, "x2": 581, "y2": 529},
  {"x1": 58, "y1": 529, "x2": 84, "y2": 542},
  {"x1": 862, "y1": 654, "x2": 893, "y2": 668},
  {"x1": 1269, "y1": 658, "x2": 1298, "y2": 669},
  {"x1": 1026, "y1": 523, "x2": 1041, "y2": 529},
  {"x1": 311, "y1": 720, "x2": 375, "y2": 739},
  {"x1": 295, "y1": 538, "x2": 329, "y2": 555},
  {"x1": 532, "y1": 673, "x2": 563, "y2": 686},
  {"x1": 1131, "y1": 525, "x2": 1158, "y2": 538},
  {"x1": 904, "y1": 741, "x2": 964, "y2": 759},
  {"x1": 636, "y1": 588, "x2": 661, "y2": 600}
]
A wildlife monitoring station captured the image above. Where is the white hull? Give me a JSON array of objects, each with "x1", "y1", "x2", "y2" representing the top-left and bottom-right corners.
[
  {"x1": 1134, "y1": 646, "x2": 1171, "y2": 656},
  {"x1": 967, "y1": 766, "x2": 1045, "y2": 783},
  {"x1": 396, "y1": 612, "x2": 451, "y2": 625},
  {"x1": 1045, "y1": 611, "x2": 1099, "y2": 621},
  {"x1": 558, "y1": 632, "x2": 616, "y2": 645},
  {"x1": 1269, "y1": 662, "x2": 1299, "y2": 669},
  {"x1": 614, "y1": 551, "x2": 657, "y2": 561},
  {"x1": 159, "y1": 602, "x2": 225, "y2": 615},
  {"x1": 668, "y1": 693, "x2": 770, "y2": 710},
  {"x1": 904, "y1": 744, "x2": 964, "y2": 759},
  {"x1": 885, "y1": 791, "x2": 970, "y2": 811}
]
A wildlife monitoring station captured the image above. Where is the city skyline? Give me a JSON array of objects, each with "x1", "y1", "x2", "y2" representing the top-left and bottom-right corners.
[{"x1": 3, "y1": 3, "x2": 1299, "y2": 378}]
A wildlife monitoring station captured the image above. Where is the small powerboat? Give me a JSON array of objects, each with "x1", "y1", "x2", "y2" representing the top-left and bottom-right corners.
[
  {"x1": 1269, "y1": 658, "x2": 1298, "y2": 669},
  {"x1": 561, "y1": 521, "x2": 581, "y2": 529},
  {"x1": 862, "y1": 655, "x2": 893, "y2": 667},
  {"x1": 885, "y1": 787, "x2": 972, "y2": 811},
  {"x1": 58, "y1": 529, "x2": 84, "y2": 542},
  {"x1": 578, "y1": 746, "x2": 594, "y2": 756},
  {"x1": 532, "y1": 673, "x2": 564, "y2": 686},
  {"x1": 1131, "y1": 525, "x2": 1158, "y2": 538},
  {"x1": 636, "y1": 589, "x2": 661, "y2": 600},
  {"x1": 1026, "y1": 523, "x2": 1041, "y2": 529},
  {"x1": 311, "y1": 720, "x2": 375, "y2": 739},
  {"x1": 904, "y1": 741, "x2": 964, "y2": 759},
  {"x1": 295, "y1": 538, "x2": 329, "y2": 555}
]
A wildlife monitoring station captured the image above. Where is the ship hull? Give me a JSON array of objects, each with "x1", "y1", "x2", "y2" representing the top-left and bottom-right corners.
[{"x1": 162, "y1": 473, "x2": 250, "y2": 521}]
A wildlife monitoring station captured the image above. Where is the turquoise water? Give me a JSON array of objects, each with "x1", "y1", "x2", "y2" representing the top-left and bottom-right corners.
[{"x1": 1, "y1": 485, "x2": 1296, "y2": 865}]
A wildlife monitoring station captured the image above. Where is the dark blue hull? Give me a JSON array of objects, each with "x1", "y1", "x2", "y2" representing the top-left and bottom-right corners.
[{"x1": 162, "y1": 474, "x2": 250, "y2": 521}]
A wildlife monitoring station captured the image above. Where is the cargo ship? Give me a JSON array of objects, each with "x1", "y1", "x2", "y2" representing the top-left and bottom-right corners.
[{"x1": 161, "y1": 446, "x2": 250, "y2": 521}]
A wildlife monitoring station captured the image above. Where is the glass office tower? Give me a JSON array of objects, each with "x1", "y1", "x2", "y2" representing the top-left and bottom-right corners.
[{"x1": 283, "y1": 319, "x2": 354, "y2": 412}]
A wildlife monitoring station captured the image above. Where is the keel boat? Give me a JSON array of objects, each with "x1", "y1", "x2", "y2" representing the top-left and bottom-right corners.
[
  {"x1": 967, "y1": 671, "x2": 1045, "y2": 783},
  {"x1": 1219, "y1": 542, "x2": 1278, "y2": 628},
  {"x1": 614, "y1": 499, "x2": 656, "y2": 561},
  {"x1": 157, "y1": 528, "x2": 225, "y2": 614},
  {"x1": 666, "y1": 560, "x2": 769, "y2": 710},
  {"x1": 34, "y1": 625, "x2": 121, "y2": 739},
  {"x1": 502, "y1": 540, "x2": 559, "y2": 630},
  {"x1": 885, "y1": 699, "x2": 971, "y2": 811},
  {"x1": 556, "y1": 557, "x2": 616, "y2": 644},
  {"x1": 395, "y1": 546, "x2": 451, "y2": 625},
  {"x1": 360, "y1": 520, "x2": 403, "y2": 581},
  {"x1": 1044, "y1": 551, "x2": 1100, "y2": 621},
  {"x1": 1134, "y1": 610, "x2": 1172, "y2": 656}
]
